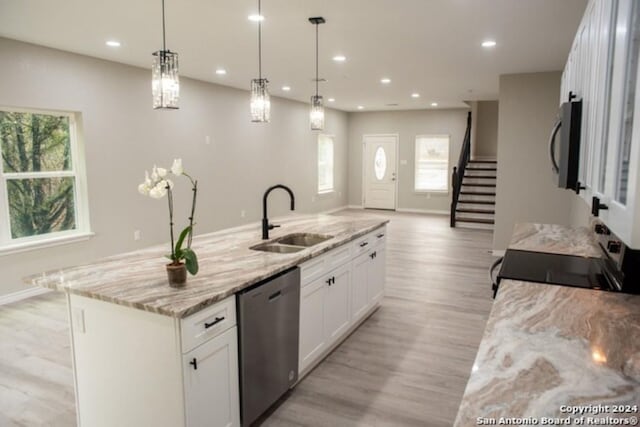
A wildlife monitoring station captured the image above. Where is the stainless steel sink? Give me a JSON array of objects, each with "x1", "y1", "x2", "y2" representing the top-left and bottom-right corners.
[
  {"x1": 275, "y1": 233, "x2": 333, "y2": 247},
  {"x1": 250, "y1": 243, "x2": 305, "y2": 254}
]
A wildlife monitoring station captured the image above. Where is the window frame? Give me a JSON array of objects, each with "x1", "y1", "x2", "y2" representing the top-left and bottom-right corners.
[
  {"x1": 0, "y1": 107, "x2": 92, "y2": 255},
  {"x1": 413, "y1": 134, "x2": 451, "y2": 194},
  {"x1": 317, "y1": 133, "x2": 335, "y2": 194}
]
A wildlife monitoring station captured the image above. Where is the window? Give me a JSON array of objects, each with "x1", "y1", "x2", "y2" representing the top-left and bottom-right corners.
[
  {"x1": 0, "y1": 108, "x2": 91, "y2": 252},
  {"x1": 317, "y1": 134, "x2": 334, "y2": 193},
  {"x1": 414, "y1": 135, "x2": 450, "y2": 192}
]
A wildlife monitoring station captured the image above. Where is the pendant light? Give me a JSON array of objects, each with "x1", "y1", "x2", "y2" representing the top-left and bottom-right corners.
[
  {"x1": 309, "y1": 17, "x2": 326, "y2": 131},
  {"x1": 250, "y1": 0, "x2": 270, "y2": 122},
  {"x1": 152, "y1": 0, "x2": 179, "y2": 109}
]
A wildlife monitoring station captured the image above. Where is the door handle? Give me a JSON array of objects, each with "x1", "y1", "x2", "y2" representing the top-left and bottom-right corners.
[
  {"x1": 548, "y1": 118, "x2": 562, "y2": 174},
  {"x1": 204, "y1": 316, "x2": 225, "y2": 329},
  {"x1": 591, "y1": 196, "x2": 608, "y2": 217}
]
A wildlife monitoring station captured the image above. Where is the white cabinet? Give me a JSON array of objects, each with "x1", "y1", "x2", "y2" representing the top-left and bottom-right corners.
[
  {"x1": 563, "y1": 0, "x2": 640, "y2": 248},
  {"x1": 183, "y1": 326, "x2": 240, "y2": 427},
  {"x1": 298, "y1": 226, "x2": 387, "y2": 375},
  {"x1": 299, "y1": 262, "x2": 352, "y2": 373},
  {"x1": 68, "y1": 294, "x2": 240, "y2": 427},
  {"x1": 299, "y1": 277, "x2": 328, "y2": 371}
]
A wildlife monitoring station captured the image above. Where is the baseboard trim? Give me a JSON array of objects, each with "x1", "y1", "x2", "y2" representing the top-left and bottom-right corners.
[
  {"x1": 0, "y1": 286, "x2": 51, "y2": 305},
  {"x1": 492, "y1": 250, "x2": 506, "y2": 257},
  {"x1": 346, "y1": 205, "x2": 364, "y2": 209},
  {"x1": 396, "y1": 208, "x2": 449, "y2": 216}
]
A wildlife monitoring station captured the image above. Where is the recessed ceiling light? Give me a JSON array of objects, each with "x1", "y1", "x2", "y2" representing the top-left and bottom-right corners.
[
  {"x1": 215, "y1": 68, "x2": 227, "y2": 75},
  {"x1": 411, "y1": 93, "x2": 420, "y2": 98},
  {"x1": 328, "y1": 98, "x2": 335, "y2": 102},
  {"x1": 333, "y1": 55, "x2": 346, "y2": 62},
  {"x1": 481, "y1": 40, "x2": 497, "y2": 48},
  {"x1": 380, "y1": 78, "x2": 391, "y2": 84},
  {"x1": 282, "y1": 86, "x2": 291, "y2": 91},
  {"x1": 357, "y1": 105, "x2": 364, "y2": 110},
  {"x1": 431, "y1": 102, "x2": 438, "y2": 107},
  {"x1": 105, "y1": 40, "x2": 121, "y2": 47},
  {"x1": 248, "y1": 14, "x2": 264, "y2": 22}
]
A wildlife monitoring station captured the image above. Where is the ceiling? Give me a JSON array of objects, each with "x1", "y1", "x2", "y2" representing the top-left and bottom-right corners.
[{"x1": 0, "y1": 0, "x2": 587, "y2": 112}]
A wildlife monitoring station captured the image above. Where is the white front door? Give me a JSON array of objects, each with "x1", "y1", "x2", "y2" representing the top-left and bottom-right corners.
[{"x1": 363, "y1": 135, "x2": 397, "y2": 210}]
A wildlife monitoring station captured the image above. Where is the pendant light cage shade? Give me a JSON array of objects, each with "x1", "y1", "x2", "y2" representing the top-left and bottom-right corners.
[
  {"x1": 152, "y1": 50, "x2": 180, "y2": 109},
  {"x1": 310, "y1": 95, "x2": 325, "y2": 130},
  {"x1": 250, "y1": 78, "x2": 271, "y2": 122}
]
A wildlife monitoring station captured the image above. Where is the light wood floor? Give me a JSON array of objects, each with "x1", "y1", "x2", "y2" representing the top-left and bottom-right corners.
[{"x1": 0, "y1": 210, "x2": 496, "y2": 427}]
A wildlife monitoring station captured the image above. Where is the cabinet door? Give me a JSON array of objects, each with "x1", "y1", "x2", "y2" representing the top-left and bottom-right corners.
[
  {"x1": 324, "y1": 263, "x2": 351, "y2": 345},
  {"x1": 367, "y1": 244, "x2": 386, "y2": 305},
  {"x1": 183, "y1": 326, "x2": 240, "y2": 427},
  {"x1": 351, "y1": 252, "x2": 370, "y2": 321},
  {"x1": 299, "y1": 279, "x2": 326, "y2": 373}
]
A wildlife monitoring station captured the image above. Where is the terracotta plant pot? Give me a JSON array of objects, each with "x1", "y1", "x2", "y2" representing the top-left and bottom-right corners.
[{"x1": 166, "y1": 262, "x2": 187, "y2": 288}]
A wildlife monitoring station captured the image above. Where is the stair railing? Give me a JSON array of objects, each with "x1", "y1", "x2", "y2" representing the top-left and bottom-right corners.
[{"x1": 450, "y1": 111, "x2": 472, "y2": 227}]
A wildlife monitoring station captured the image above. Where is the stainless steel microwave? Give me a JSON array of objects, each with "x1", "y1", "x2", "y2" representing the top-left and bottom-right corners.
[{"x1": 549, "y1": 93, "x2": 582, "y2": 191}]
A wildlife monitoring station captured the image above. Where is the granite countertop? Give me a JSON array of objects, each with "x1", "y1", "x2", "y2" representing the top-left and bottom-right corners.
[
  {"x1": 509, "y1": 223, "x2": 602, "y2": 258},
  {"x1": 454, "y1": 280, "x2": 640, "y2": 426},
  {"x1": 26, "y1": 214, "x2": 388, "y2": 318}
]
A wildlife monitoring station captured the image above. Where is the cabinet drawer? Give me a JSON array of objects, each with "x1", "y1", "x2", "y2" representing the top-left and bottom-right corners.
[
  {"x1": 327, "y1": 244, "x2": 352, "y2": 270},
  {"x1": 353, "y1": 234, "x2": 372, "y2": 256},
  {"x1": 181, "y1": 296, "x2": 236, "y2": 353},
  {"x1": 370, "y1": 227, "x2": 387, "y2": 246},
  {"x1": 300, "y1": 254, "x2": 328, "y2": 287}
]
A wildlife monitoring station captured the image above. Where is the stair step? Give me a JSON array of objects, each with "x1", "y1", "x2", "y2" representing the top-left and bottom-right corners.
[
  {"x1": 458, "y1": 199, "x2": 495, "y2": 205},
  {"x1": 455, "y1": 217, "x2": 495, "y2": 225},
  {"x1": 461, "y1": 183, "x2": 496, "y2": 187},
  {"x1": 465, "y1": 167, "x2": 497, "y2": 171},
  {"x1": 469, "y1": 160, "x2": 497, "y2": 164},
  {"x1": 456, "y1": 208, "x2": 495, "y2": 214},
  {"x1": 463, "y1": 175, "x2": 496, "y2": 179},
  {"x1": 460, "y1": 191, "x2": 496, "y2": 196}
]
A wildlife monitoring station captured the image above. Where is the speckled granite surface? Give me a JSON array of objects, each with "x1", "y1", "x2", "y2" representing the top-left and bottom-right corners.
[
  {"x1": 25, "y1": 214, "x2": 388, "y2": 318},
  {"x1": 509, "y1": 223, "x2": 602, "y2": 258},
  {"x1": 454, "y1": 280, "x2": 640, "y2": 426}
]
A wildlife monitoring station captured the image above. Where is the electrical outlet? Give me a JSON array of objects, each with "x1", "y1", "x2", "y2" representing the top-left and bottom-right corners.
[
  {"x1": 205, "y1": 135, "x2": 211, "y2": 145},
  {"x1": 311, "y1": 196, "x2": 316, "y2": 203},
  {"x1": 400, "y1": 159, "x2": 408, "y2": 166},
  {"x1": 134, "y1": 230, "x2": 142, "y2": 241},
  {"x1": 241, "y1": 210, "x2": 246, "y2": 218},
  {"x1": 338, "y1": 191, "x2": 342, "y2": 197}
]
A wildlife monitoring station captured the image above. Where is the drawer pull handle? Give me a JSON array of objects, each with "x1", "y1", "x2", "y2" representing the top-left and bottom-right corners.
[
  {"x1": 269, "y1": 290, "x2": 282, "y2": 301},
  {"x1": 359, "y1": 242, "x2": 368, "y2": 248},
  {"x1": 204, "y1": 316, "x2": 225, "y2": 329},
  {"x1": 377, "y1": 233, "x2": 385, "y2": 238},
  {"x1": 370, "y1": 251, "x2": 377, "y2": 259},
  {"x1": 326, "y1": 276, "x2": 336, "y2": 286},
  {"x1": 190, "y1": 358, "x2": 198, "y2": 370}
]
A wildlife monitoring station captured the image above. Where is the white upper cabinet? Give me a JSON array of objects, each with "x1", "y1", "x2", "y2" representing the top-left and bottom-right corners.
[{"x1": 563, "y1": 0, "x2": 640, "y2": 248}]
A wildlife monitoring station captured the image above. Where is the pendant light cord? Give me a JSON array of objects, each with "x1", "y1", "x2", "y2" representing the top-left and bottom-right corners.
[
  {"x1": 315, "y1": 23, "x2": 319, "y2": 96},
  {"x1": 161, "y1": 0, "x2": 167, "y2": 52},
  {"x1": 258, "y1": 0, "x2": 262, "y2": 80}
]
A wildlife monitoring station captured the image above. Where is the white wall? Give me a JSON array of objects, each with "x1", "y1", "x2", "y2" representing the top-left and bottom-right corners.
[
  {"x1": 493, "y1": 72, "x2": 574, "y2": 250},
  {"x1": 347, "y1": 109, "x2": 469, "y2": 212},
  {"x1": 0, "y1": 38, "x2": 349, "y2": 298},
  {"x1": 474, "y1": 101, "x2": 499, "y2": 158}
]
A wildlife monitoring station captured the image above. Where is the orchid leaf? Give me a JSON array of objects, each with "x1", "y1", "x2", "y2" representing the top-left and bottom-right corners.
[
  {"x1": 175, "y1": 226, "x2": 192, "y2": 255},
  {"x1": 183, "y1": 248, "x2": 199, "y2": 275}
]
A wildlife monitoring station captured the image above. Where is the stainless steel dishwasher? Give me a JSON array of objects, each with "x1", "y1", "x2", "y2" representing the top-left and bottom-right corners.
[{"x1": 237, "y1": 267, "x2": 300, "y2": 426}]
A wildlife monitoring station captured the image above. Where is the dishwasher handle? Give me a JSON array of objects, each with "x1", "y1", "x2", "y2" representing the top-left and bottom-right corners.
[
  {"x1": 489, "y1": 257, "x2": 504, "y2": 299},
  {"x1": 204, "y1": 316, "x2": 225, "y2": 329}
]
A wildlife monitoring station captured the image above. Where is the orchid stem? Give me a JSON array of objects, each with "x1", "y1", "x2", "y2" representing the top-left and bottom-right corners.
[{"x1": 167, "y1": 186, "x2": 176, "y2": 262}]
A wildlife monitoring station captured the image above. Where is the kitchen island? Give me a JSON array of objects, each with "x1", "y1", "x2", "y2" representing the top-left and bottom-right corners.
[{"x1": 26, "y1": 213, "x2": 389, "y2": 427}]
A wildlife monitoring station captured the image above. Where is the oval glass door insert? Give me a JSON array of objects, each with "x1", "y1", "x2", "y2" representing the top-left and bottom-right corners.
[{"x1": 374, "y1": 146, "x2": 387, "y2": 180}]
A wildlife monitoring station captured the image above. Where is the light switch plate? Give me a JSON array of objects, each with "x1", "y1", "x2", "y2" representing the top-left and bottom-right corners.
[{"x1": 400, "y1": 159, "x2": 408, "y2": 166}]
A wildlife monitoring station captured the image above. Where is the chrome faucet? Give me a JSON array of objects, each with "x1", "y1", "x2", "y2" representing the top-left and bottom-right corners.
[{"x1": 262, "y1": 184, "x2": 295, "y2": 240}]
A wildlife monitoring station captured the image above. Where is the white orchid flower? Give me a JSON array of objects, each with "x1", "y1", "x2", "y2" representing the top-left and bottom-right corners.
[
  {"x1": 151, "y1": 165, "x2": 159, "y2": 182},
  {"x1": 171, "y1": 158, "x2": 183, "y2": 176},
  {"x1": 144, "y1": 170, "x2": 152, "y2": 186},
  {"x1": 157, "y1": 167, "x2": 168, "y2": 178},
  {"x1": 138, "y1": 182, "x2": 150, "y2": 196},
  {"x1": 149, "y1": 183, "x2": 167, "y2": 199}
]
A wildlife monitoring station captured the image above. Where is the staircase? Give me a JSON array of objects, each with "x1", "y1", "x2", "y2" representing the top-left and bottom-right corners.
[{"x1": 454, "y1": 159, "x2": 497, "y2": 229}]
